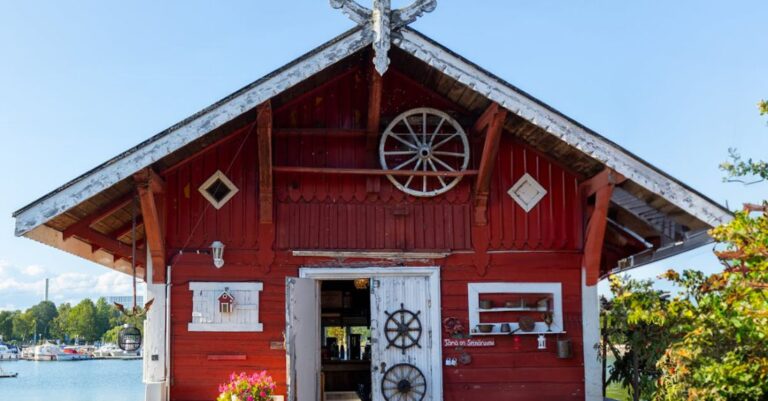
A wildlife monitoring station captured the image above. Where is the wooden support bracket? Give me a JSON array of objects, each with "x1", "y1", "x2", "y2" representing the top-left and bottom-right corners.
[
  {"x1": 581, "y1": 168, "x2": 624, "y2": 285},
  {"x1": 580, "y1": 168, "x2": 625, "y2": 197},
  {"x1": 472, "y1": 103, "x2": 507, "y2": 226},
  {"x1": 134, "y1": 168, "x2": 166, "y2": 283}
]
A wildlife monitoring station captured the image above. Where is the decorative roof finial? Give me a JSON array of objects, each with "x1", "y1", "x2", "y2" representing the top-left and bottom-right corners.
[{"x1": 330, "y1": 0, "x2": 437, "y2": 75}]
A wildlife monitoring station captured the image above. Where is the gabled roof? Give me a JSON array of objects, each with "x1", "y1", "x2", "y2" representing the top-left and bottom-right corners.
[{"x1": 13, "y1": 24, "x2": 731, "y2": 273}]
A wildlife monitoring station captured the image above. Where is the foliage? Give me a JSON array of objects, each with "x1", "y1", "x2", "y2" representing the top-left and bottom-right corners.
[
  {"x1": 216, "y1": 371, "x2": 276, "y2": 401},
  {"x1": 0, "y1": 310, "x2": 18, "y2": 341},
  {"x1": 719, "y1": 101, "x2": 768, "y2": 184},
  {"x1": 719, "y1": 148, "x2": 768, "y2": 184},
  {"x1": 654, "y1": 206, "x2": 768, "y2": 401},
  {"x1": 601, "y1": 276, "x2": 674, "y2": 401},
  {"x1": 49, "y1": 303, "x2": 71, "y2": 341},
  {"x1": 68, "y1": 299, "x2": 99, "y2": 342},
  {"x1": 28, "y1": 301, "x2": 58, "y2": 339},
  {"x1": 102, "y1": 325, "x2": 123, "y2": 344},
  {"x1": 0, "y1": 298, "x2": 145, "y2": 344}
]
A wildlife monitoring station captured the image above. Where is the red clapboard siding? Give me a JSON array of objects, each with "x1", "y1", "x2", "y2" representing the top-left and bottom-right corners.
[
  {"x1": 163, "y1": 56, "x2": 588, "y2": 400},
  {"x1": 168, "y1": 254, "x2": 585, "y2": 400}
]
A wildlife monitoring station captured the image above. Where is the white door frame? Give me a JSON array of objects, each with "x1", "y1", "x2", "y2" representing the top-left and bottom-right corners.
[{"x1": 297, "y1": 266, "x2": 443, "y2": 401}]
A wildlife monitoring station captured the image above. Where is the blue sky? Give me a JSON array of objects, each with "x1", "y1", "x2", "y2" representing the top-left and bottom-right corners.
[{"x1": 0, "y1": 1, "x2": 766, "y2": 310}]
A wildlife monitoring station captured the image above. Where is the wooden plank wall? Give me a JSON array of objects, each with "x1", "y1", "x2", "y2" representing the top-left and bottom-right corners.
[
  {"x1": 440, "y1": 253, "x2": 585, "y2": 401},
  {"x1": 162, "y1": 62, "x2": 586, "y2": 400}
]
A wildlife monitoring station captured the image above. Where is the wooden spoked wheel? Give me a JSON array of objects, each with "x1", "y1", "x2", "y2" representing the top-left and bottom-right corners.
[
  {"x1": 379, "y1": 107, "x2": 470, "y2": 197},
  {"x1": 381, "y1": 363, "x2": 427, "y2": 401}
]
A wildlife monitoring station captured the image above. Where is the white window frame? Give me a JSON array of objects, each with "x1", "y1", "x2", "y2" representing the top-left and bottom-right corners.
[
  {"x1": 188, "y1": 282, "x2": 263, "y2": 332},
  {"x1": 467, "y1": 282, "x2": 564, "y2": 335}
]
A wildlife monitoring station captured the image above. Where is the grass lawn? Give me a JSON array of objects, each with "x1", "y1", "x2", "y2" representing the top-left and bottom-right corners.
[{"x1": 605, "y1": 382, "x2": 632, "y2": 401}]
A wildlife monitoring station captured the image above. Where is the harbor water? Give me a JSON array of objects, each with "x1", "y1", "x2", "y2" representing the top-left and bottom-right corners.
[{"x1": 0, "y1": 359, "x2": 142, "y2": 401}]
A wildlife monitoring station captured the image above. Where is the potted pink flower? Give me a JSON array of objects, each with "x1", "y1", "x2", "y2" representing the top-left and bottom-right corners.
[{"x1": 217, "y1": 371, "x2": 277, "y2": 401}]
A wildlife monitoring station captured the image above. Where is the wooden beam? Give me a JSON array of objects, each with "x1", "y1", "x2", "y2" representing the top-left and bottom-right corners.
[
  {"x1": 366, "y1": 65, "x2": 383, "y2": 155},
  {"x1": 134, "y1": 169, "x2": 166, "y2": 283},
  {"x1": 580, "y1": 168, "x2": 625, "y2": 197},
  {"x1": 274, "y1": 166, "x2": 478, "y2": 177},
  {"x1": 472, "y1": 102, "x2": 500, "y2": 135},
  {"x1": 134, "y1": 167, "x2": 165, "y2": 194},
  {"x1": 69, "y1": 226, "x2": 146, "y2": 266},
  {"x1": 62, "y1": 194, "x2": 133, "y2": 240},
  {"x1": 257, "y1": 101, "x2": 273, "y2": 224},
  {"x1": 583, "y1": 184, "x2": 614, "y2": 285},
  {"x1": 110, "y1": 217, "x2": 144, "y2": 240},
  {"x1": 472, "y1": 103, "x2": 507, "y2": 225}
]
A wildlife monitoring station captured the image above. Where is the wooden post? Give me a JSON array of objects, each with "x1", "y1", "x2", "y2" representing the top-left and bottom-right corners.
[
  {"x1": 134, "y1": 168, "x2": 166, "y2": 284},
  {"x1": 257, "y1": 101, "x2": 273, "y2": 224},
  {"x1": 366, "y1": 64, "x2": 384, "y2": 191},
  {"x1": 472, "y1": 102, "x2": 506, "y2": 226},
  {"x1": 366, "y1": 65, "x2": 383, "y2": 155},
  {"x1": 257, "y1": 101, "x2": 275, "y2": 272}
]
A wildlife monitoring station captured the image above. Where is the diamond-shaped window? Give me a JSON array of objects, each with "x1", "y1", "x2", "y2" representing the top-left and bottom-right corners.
[
  {"x1": 199, "y1": 170, "x2": 239, "y2": 209},
  {"x1": 507, "y1": 173, "x2": 547, "y2": 212}
]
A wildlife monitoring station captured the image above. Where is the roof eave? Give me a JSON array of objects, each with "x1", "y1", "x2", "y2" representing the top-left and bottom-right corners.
[
  {"x1": 393, "y1": 27, "x2": 732, "y2": 228},
  {"x1": 13, "y1": 26, "x2": 372, "y2": 236}
]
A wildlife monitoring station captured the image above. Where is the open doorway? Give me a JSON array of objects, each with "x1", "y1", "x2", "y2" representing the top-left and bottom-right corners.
[
  {"x1": 320, "y1": 280, "x2": 372, "y2": 401},
  {"x1": 287, "y1": 267, "x2": 442, "y2": 401}
]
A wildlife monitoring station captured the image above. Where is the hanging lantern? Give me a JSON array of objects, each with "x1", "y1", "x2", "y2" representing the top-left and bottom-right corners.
[
  {"x1": 211, "y1": 241, "x2": 225, "y2": 268},
  {"x1": 537, "y1": 334, "x2": 547, "y2": 350},
  {"x1": 118, "y1": 324, "x2": 142, "y2": 352},
  {"x1": 353, "y1": 278, "x2": 369, "y2": 290}
]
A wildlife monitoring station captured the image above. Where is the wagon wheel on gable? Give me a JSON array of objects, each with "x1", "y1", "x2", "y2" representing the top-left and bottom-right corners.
[{"x1": 379, "y1": 107, "x2": 470, "y2": 197}]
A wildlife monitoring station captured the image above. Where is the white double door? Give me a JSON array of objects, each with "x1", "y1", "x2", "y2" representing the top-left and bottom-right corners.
[{"x1": 286, "y1": 268, "x2": 441, "y2": 401}]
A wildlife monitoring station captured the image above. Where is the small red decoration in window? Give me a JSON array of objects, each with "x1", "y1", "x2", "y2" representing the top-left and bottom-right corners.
[{"x1": 218, "y1": 288, "x2": 235, "y2": 313}]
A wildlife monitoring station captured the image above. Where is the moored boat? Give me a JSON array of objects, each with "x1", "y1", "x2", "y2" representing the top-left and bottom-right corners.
[
  {"x1": 92, "y1": 343, "x2": 141, "y2": 359},
  {"x1": 29, "y1": 343, "x2": 61, "y2": 361},
  {"x1": 61, "y1": 346, "x2": 93, "y2": 360},
  {"x1": 0, "y1": 365, "x2": 17, "y2": 378},
  {"x1": 0, "y1": 344, "x2": 18, "y2": 361}
]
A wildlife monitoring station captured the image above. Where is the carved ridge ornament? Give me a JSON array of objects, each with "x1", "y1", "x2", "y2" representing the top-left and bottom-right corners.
[{"x1": 330, "y1": 0, "x2": 437, "y2": 75}]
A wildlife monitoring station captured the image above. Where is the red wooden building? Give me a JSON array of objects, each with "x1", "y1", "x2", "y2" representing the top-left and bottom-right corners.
[{"x1": 13, "y1": 2, "x2": 730, "y2": 401}]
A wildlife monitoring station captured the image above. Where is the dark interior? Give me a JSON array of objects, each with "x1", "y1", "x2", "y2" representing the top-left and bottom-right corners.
[{"x1": 320, "y1": 279, "x2": 372, "y2": 401}]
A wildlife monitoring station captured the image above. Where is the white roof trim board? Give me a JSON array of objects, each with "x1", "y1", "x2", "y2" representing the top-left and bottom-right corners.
[
  {"x1": 394, "y1": 28, "x2": 730, "y2": 227},
  {"x1": 13, "y1": 25, "x2": 730, "y2": 237},
  {"x1": 13, "y1": 27, "x2": 372, "y2": 236}
]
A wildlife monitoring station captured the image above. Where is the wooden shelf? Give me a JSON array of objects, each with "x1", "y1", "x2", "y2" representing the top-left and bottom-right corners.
[
  {"x1": 468, "y1": 283, "x2": 564, "y2": 339},
  {"x1": 478, "y1": 307, "x2": 549, "y2": 313},
  {"x1": 471, "y1": 330, "x2": 566, "y2": 337}
]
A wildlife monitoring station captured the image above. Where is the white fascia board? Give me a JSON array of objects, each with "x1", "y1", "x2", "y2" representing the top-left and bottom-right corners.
[
  {"x1": 394, "y1": 28, "x2": 731, "y2": 228},
  {"x1": 14, "y1": 27, "x2": 372, "y2": 237}
]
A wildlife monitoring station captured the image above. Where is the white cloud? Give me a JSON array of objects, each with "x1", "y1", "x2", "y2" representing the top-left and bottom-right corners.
[
  {"x1": 21, "y1": 264, "x2": 45, "y2": 276},
  {"x1": 0, "y1": 261, "x2": 146, "y2": 309}
]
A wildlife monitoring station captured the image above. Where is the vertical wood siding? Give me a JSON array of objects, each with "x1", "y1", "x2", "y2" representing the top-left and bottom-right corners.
[{"x1": 163, "y1": 62, "x2": 586, "y2": 400}]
